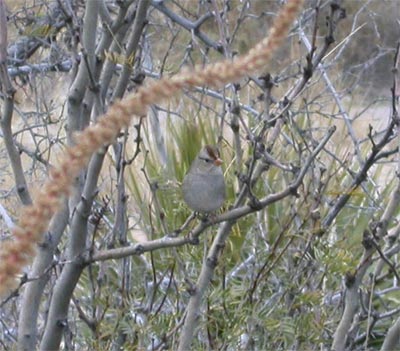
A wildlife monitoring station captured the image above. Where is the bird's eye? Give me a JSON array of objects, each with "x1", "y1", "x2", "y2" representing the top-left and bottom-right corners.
[{"x1": 199, "y1": 156, "x2": 212, "y2": 163}]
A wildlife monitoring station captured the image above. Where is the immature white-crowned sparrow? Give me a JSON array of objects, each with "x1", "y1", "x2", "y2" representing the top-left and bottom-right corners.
[{"x1": 182, "y1": 145, "x2": 226, "y2": 213}]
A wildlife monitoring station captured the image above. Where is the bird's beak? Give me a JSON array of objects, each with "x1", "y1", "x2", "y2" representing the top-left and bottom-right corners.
[{"x1": 213, "y1": 158, "x2": 223, "y2": 166}]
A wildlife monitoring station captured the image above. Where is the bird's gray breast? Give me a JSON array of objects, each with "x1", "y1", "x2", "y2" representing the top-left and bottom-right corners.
[{"x1": 182, "y1": 172, "x2": 225, "y2": 212}]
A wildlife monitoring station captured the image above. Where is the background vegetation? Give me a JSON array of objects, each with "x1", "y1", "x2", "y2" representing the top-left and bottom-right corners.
[{"x1": 1, "y1": 0, "x2": 400, "y2": 350}]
